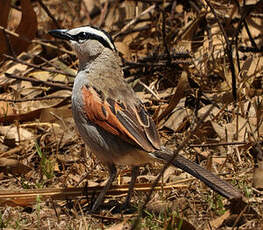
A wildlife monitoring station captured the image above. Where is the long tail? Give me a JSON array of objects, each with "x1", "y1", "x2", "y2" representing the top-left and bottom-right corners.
[{"x1": 153, "y1": 150, "x2": 242, "y2": 200}]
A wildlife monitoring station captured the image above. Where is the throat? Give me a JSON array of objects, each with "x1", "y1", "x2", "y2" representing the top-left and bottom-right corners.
[{"x1": 78, "y1": 53, "x2": 101, "y2": 71}]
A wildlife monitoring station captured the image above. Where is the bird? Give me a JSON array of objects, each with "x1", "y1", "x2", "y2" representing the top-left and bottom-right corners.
[{"x1": 48, "y1": 26, "x2": 242, "y2": 211}]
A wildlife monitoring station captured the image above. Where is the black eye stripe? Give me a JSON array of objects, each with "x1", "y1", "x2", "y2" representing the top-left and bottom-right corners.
[{"x1": 72, "y1": 31, "x2": 116, "y2": 51}]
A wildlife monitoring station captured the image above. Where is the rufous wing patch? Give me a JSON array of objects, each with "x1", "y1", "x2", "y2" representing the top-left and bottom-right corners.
[{"x1": 81, "y1": 85, "x2": 160, "y2": 152}]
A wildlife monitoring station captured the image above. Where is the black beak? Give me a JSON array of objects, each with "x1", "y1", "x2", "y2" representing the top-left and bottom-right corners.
[{"x1": 48, "y1": 29, "x2": 74, "y2": 41}]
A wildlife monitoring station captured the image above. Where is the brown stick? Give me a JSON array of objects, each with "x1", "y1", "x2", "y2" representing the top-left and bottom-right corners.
[
  {"x1": 3, "y1": 54, "x2": 75, "y2": 78},
  {"x1": 0, "y1": 182, "x2": 188, "y2": 207},
  {"x1": 5, "y1": 73, "x2": 72, "y2": 90},
  {"x1": 113, "y1": 4, "x2": 156, "y2": 39},
  {"x1": 0, "y1": 96, "x2": 70, "y2": 103},
  {"x1": 36, "y1": 0, "x2": 61, "y2": 28},
  {"x1": 189, "y1": 141, "x2": 247, "y2": 148}
]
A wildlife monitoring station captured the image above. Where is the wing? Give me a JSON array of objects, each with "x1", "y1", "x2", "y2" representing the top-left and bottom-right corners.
[{"x1": 81, "y1": 85, "x2": 161, "y2": 152}]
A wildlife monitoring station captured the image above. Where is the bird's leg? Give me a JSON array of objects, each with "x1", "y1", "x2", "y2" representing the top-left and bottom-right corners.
[
  {"x1": 91, "y1": 164, "x2": 117, "y2": 211},
  {"x1": 123, "y1": 166, "x2": 139, "y2": 208}
]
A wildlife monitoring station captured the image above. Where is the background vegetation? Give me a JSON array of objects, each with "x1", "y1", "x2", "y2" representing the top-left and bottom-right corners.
[{"x1": 0, "y1": 0, "x2": 263, "y2": 229}]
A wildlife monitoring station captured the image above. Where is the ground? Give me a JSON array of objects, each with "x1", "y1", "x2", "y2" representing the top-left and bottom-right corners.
[{"x1": 0, "y1": 0, "x2": 263, "y2": 229}]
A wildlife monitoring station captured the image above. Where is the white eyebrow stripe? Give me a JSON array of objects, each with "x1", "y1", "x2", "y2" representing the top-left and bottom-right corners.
[{"x1": 69, "y1": 26, "x2": 115, "y2": 50}]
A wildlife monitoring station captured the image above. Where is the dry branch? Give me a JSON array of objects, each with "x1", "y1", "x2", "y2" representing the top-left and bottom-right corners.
[
  {"x1": 5, "y1": 73, "x2": 72, "y2": 90},
  {"x1": 0, "y1": 182, "x2": 188, "y2": 207}
]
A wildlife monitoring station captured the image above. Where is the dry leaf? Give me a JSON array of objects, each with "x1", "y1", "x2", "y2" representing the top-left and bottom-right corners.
[
  {"x1": 0, "y1": 1, "x2": 10, "y2": 28},
  {"x1": 106, "y1": 221, "x2": 131, "y2": 230},
  {"x1": 115, "y1": 41, "x2": 131, "y2": 60},
  {"x1": 146, "y1": 200, "x2": 196, "y2": 230},
  {"x1": 0, "y1": 0, "x2": 37, "y2": 59},
  {"x1": 39, "y1": 105, "x2": 72, "y2": 123},
  {"x1": 157, "y1": 71, "x2": 190, "y2": 126},
  {"x1": 0, "y1": 90, "x2": 71, "y2": 123},
  {"x1": 163, "y1": 98, "x2": 189, "y2": 132},
  {"x1": 208, "y1": 210, "x2": 231, "y2": 229},
  {"x1": 212, "y1": 116, "x2": 252, "y2": 142},
  {"x1": 0, "y1": 94, "x2": 15, "y2": 117},
  {"x1": 0, "y1": 125, "x2": 33, "y2": 143},
  {"x1": 28, "y1": 71, "x2": 68, "y2": 84},
  {"x1": 253, "y1": 160, "x2": 263, "y2": 189},
  {"x1": 162, "y1": 166, "x2": 178, "y2": 183},
  {"x1": 0, "y1": 157, "x2": 31, "y2": 175}
]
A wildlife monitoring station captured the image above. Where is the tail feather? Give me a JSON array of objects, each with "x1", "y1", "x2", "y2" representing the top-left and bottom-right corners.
[{"x1": 153, "y1": 150, "x2": 242, "y2": 200}]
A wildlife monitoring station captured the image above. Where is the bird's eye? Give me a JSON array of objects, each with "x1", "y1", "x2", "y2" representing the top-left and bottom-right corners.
[{"x1": 77, "y1": 32, "x2": 87, "y2": 41}]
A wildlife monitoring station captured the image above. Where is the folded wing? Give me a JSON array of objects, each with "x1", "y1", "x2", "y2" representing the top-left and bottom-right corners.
[{"x1": 81, "y1": 85, "x2": 161, "y2": 152}]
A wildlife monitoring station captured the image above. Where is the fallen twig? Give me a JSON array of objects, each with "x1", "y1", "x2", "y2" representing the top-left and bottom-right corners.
[
  {"x1": 0, "y1": 182, "x2": 188, "y2": 207},
  {"x1": 189, "y1": 141, "x2": 248, "y2": 148},
  {"x1": 5, "y1": 73, "x2": 72, "y2": 90},
  {"x1": 113, "y1": 4, "x2": 156, "y2": 39},
  {"x1": 0, "y1": 96, "x2": 70, "y2": 103},
  {"x1": 3, "y1": 54, "x2": 75, "y2": 78},
  {"x1": 36, "y1": 0, "x2": 61, "y2": 28}
]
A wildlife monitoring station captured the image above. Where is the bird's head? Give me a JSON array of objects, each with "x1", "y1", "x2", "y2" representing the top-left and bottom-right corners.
[{"x1": 49, "y1": 26, "x2": 117, "y2": 68}]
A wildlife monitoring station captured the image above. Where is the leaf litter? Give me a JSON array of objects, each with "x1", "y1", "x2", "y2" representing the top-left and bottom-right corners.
[{"x1": 0, "y1": 0, "x2": 263, "y2": 229}]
